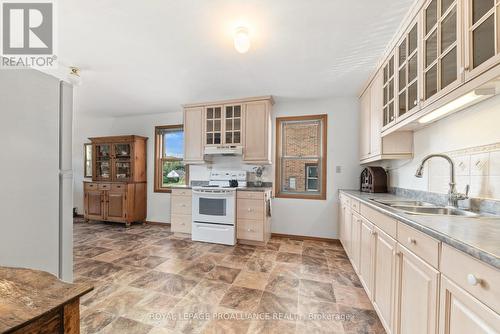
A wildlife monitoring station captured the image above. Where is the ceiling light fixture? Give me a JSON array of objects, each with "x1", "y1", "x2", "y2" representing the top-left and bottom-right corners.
[
  {"x1": 418, "y1": 88, "x2": 495, "y2": 124},
  {"x1": 234, "y1": 27, "x2": 250, "y2": 54}
]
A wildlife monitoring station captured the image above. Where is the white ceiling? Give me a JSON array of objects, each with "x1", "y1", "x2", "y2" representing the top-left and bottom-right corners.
[{"x1": 56, "y1": 0, "x2": 414, "y2": 116}]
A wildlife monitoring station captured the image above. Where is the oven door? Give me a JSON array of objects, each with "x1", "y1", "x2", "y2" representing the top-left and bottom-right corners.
[{"x1": 192, "y1": 189, "x2": 236, "y2": 225}]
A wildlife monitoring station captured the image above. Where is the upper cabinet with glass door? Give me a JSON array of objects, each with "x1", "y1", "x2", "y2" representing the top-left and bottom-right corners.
[
  {"x1": 224, "y1": 105, "x2": 243, "y2": 146},
  {"x1": 423, "y1": 0, "x2": 462, "y2": 104},
  {"x1": 205, "y1": 104, "x2": 244, "y2": 147},
  {"x1": 397, "y1": 21, "x2": 420, "y2": 120},
  {"x1": 382, "y1": 53, "x2": 396, "y2": 128},
  {"x1": 465, "y1": 0, "x2": 500, "y2": 79},
  {"x1": 205, "y1": 106, "x2": 223, "y2": 146}
]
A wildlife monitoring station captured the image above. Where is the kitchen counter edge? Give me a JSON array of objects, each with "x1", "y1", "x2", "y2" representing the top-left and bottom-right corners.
[{"x1": 339, "y1": 190, "x2": 500, "y2": 270}]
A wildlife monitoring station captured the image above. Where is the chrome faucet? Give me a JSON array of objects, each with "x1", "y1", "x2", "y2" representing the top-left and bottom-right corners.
[{"x1": 415, "y1": 154, "x2": 470, "y2": 208}]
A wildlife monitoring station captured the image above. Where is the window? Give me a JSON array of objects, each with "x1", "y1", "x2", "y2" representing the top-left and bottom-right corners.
[
  {"x1": 154, "y1": 125, "x2": 188, "y2": 192},
  {"x1": 84, "y1": 143, "x2": 92, "y2": 178},
  {"x1": 275, "y1": 114, "x2": 327, "y2": 200}
]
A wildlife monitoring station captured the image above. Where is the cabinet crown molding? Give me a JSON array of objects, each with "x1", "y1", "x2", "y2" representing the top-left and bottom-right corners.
[{"x1": 182, "y1": 95, "x2": 274, "y2": 108}]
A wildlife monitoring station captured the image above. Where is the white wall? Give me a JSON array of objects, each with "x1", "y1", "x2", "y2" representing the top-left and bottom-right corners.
[
  {"x1": 271, "y1": 98, "x2": 360, "y2": 238},
  {"x1": 73, "y1": 97, "x2": 360, "y2": 238},
  {"x1": 388, "y1": 94, "x2": 500, "y2": 199}
]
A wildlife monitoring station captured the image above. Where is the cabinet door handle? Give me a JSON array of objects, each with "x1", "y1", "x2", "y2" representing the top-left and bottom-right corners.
[
  {"x1": 408, "y1": 237, "x2": 417, "y2": 245},
  {"x1": 247, "y1": 228, "x2": 254, "y2": 232}
]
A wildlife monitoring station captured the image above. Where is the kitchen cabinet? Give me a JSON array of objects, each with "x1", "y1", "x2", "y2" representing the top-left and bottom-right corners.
[
  {"x1": 170, "y1": 189, "x2": 192, "y2": 234},
  {"x1": 84, "y1": 182, "x2": 146, "y2": 226},
  {"x1": 359, "y1": 217, "x2": 375, "y2": 299},
  {"x1": 243, "y1": 100, "x2": 273, "y2": 164},
  {"x1": 343, "y1": 205, "x2": 353, "y2": 257},
  {"x1": 339, "y1": 192, "x2": 500, "y2": 334},
  {"x1": 204, "y1": 104, "x2": 243, "y2": 147},
  {"x1": 359, "y1": 69, "x2": 414, "y2": 164},
  {"x1": 351, "y1": 212, "x2": 362, "y2": 273},
  {"x1": 183, "y1": 107, "x2": 205, "y2": 164},
  {"x1": 361, "y1": 0, "x2": 500, "y2": 137},
  {"x1": 464, "y1": 0, "x2": 500, "y2": 80},
  {"x1": 382, "y1": 52, "x2": 397, "y2": 129},
  {"x1": 439, "y1": 275, "x2": 500, "y2": 333},
  {"x1": 360, "y1": 87, "x2": 371, "y2": 160},
  {"x1": 397, "y1": 20, "x2": 420, "y2": 120},
  {"x1": 372, "y1": 225, "x2": 397, "y2": 334},
  {"x1": 395, "y1": 243, "x2": 439, "y2": 334},
  {"x1": 422, "y1": 0, "x2": 462, "y2": 106},
  {"x1": 236, "y1": 190, "x2": 272, "y2": 245},
  {"x1": 183, "y1": 96, "x2": 274, "y2": 164}
]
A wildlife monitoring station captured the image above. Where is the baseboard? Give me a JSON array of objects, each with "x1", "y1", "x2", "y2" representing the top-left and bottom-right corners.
[
  {"x1": 145, "y1": 221, "x2": 171, "y2": 226},
  {"x1": 271, "y1": 233, "x2": 340, "y2": 244}
]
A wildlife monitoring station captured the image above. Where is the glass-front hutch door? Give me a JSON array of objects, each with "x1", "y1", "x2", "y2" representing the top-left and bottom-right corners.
[
  {"x1": 224, "y1": 105, "x2": 242, "y2": 145},
  {"x1": 94, "y1": 144, "x2": 111, "y2": 180},
  {"x1": 113, "y1": 143, "x2": 132, "y2": 181},
  {"x1": 205, "y1": 106, "x2": 222, "y2": 146}
]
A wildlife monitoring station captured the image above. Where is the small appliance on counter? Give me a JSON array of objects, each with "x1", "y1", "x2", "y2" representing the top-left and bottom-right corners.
[
  {"x1": 360, "y1": 166, "x2": 388, "y2": 193},
  {"x1": 191, "y1": 170, "x2": 248, "y2": 245}
]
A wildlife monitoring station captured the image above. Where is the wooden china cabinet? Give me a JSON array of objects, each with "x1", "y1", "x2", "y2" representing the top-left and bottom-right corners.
[{"x1": 83, "y1": 135, "x2": 147, "y2": 226}]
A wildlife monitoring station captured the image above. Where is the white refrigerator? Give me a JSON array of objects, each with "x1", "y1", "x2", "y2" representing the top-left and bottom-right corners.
[{"x1": 0, "y1": 69, "x2": 74, "y2": 281}]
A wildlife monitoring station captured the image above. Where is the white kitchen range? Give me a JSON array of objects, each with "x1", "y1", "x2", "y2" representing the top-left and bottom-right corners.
[{"x1": 191, "y1": 170, "x2": 248, "y2": 245}]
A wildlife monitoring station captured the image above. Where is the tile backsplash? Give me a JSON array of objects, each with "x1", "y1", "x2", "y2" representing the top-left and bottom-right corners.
[{"x1": 428, "y1": 143, "x2": 500, "y2": 199}]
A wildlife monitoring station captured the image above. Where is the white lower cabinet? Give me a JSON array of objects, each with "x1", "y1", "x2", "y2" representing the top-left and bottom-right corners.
[
  {"x1": 351, "y1": 213, "x2": 362, "y2": 273},
  {"x1": 338, "y1": 193, "x2": 499, "y2": 334},
  {"x1": 372, "y1": 226, "x2": 397, "y2": 334},
  {"x1": 395, "y1": 244, "x2": 439, "y2": 334},
  {"x1": 439, "y1": 276, "x2": 500, "y2": 334},
  {"x1": 359, "y1": 217, "x2": 375, "y2": 299}
]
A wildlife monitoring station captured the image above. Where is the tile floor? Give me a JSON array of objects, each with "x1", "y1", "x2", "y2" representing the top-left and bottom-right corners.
[{"x1": 74, "y1": 219, "x2": 385, "y2": 333}]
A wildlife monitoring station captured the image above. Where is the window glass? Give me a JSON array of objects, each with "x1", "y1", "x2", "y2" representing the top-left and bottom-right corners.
[
  {"x1": 276, "y1": 116, "x2": 327, "y2": 199},
  {"x1": 155, "y1": 126, "x2": 187, "y2": 192}
]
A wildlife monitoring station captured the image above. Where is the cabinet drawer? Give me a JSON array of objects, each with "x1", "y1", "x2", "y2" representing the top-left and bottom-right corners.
[
  {"x1": 172, "y1": 188, "x2": 192, "y2": 197},
  {"x1": 397, "y1": 222, "x2": 440, "y2": 268},
  {"x1": 171, "y1": 214, "x2": 192, "y2": 233},
  {"x1": 237, "y1": 219, "x2": 264, "y2": 241},
  {"x1": 111, "y1": 183, "x2": 127, "y2": 192},
  {"x1": 84, "y1": 182, "x2": 99, "y2": 190},
  {"x1": 340, "y1": 194, "x2": 351, "y2": 207},
  {"x1": 171, "y1": 196, "x2": 192, "y2": 215},
  {"x1": 350, "y1": 199, "x2": 360, "y2": 213},
  {"x1": 237, "y1": 191, "x2": 264, "y2": 200},
  {"x1": 360, "y1": 204, "x2": 397, "y2": 238},
  {"x1": 99, "y1": 183, "x2": 111, "y2": 190},
  {"x1": 237, "y1": 199, "x2": 264, "y2": 220},
  {"x1": 441, "y1": 244, "x2": 500, "y2": 313}
]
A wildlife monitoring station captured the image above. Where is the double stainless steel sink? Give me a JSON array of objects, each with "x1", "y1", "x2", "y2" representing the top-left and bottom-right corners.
[{"x1": 372, "y1": 199, "x2": 482, "y2": 218}]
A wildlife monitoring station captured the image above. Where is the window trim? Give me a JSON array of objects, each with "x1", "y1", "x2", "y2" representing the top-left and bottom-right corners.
[
  {"x1": 275, "y1": 114, "x2": 328, "y2": 200},
  {"x1": 83, "y1": 143, "x2": 92, "y2": 178},
  {"x1": 154, "y1": 125, "x2": 189, "y2": 193}
]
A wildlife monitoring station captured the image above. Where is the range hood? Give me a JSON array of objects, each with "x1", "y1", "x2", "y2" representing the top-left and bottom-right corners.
[{"x1": 204, "y1": 145, "x2": 243, "y2": 156}]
